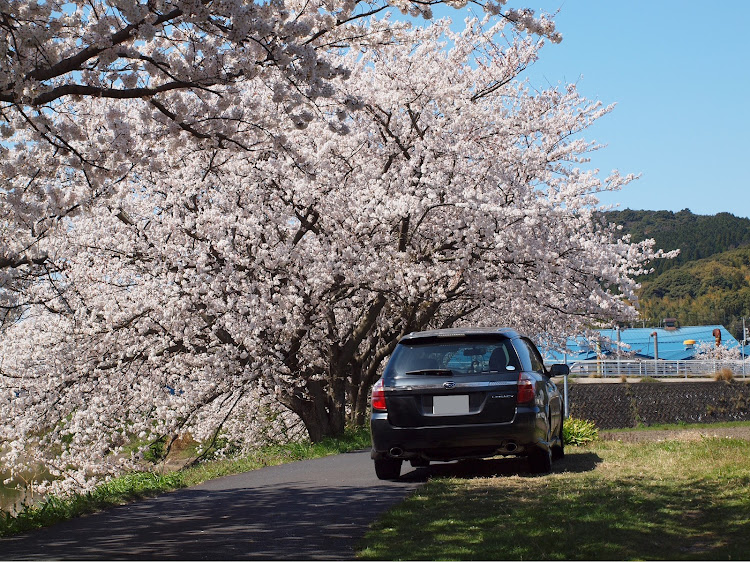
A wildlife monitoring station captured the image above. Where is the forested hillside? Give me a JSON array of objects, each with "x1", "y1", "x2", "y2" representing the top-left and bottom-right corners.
[
  {"x1": 636, "y1": 246, "x2": 750, "y2": 340},
  {"x1": 603, "y1": 209, "x2": 750, "y2": 341},
  {"x1": 604, "y1": 209, "x2": 750, "y2": 277}
]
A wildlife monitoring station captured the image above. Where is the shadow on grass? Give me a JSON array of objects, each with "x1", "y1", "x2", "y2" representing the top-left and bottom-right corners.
[
  {"x1": 398, "y1": 450, "x2": 602, "y2": 481},
  {"x1": 361, "y1": 469, "x2": 750, "y2": 560}
]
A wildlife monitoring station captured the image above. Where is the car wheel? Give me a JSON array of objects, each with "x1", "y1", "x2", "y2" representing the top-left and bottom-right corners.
[
  {"x1": 528, "y1": 446, "x2": 552, "y2": 474},
  {"x1": 374, "y1": 457, "x2": 402, "y2": 480},
  {"x1": 551, "y1": 419, "x2": 565, "y2": 461}
]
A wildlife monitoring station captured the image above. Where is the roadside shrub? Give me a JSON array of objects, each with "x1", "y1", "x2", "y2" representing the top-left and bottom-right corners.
[
  {"x1": 563, "y1": 417, "x2": 599, "y2": 446},
  {"x1": 638, "y1": 376, "x2": 661, "y2": 383},
  {"x1": 713, "y1": 368, "x2": 734, "y2": 382}
]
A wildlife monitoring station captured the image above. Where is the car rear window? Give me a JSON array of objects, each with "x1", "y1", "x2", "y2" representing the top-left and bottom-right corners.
[{"x1": 388, "y1": 338, "x2": 520, "y2": 376}]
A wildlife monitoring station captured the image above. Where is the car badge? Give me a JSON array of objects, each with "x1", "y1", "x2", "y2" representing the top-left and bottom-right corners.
[{"x1": 443, "y1": 381, "x2": 456, "y2": 389}]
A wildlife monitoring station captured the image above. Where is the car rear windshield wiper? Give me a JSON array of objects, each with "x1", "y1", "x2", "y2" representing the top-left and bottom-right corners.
[{"x1": 404, "y1": 369, "x2": 453, "y2": 376}]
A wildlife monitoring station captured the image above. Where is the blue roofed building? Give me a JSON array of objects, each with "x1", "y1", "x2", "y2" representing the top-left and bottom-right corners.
[{"x1": 544, "y1": 324, "x2": 742, "y2": 364}]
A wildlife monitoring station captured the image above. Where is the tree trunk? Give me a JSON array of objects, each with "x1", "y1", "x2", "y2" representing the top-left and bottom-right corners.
[
  {"x1": 280, "y1": 295, "x2": 463, "y2": 440},
  {"x1": 280, "y1": 378, "x2": 347, "y2": 442},
  {"x1": 352, "y1": 381, "x2": 370, "y2": 427}
]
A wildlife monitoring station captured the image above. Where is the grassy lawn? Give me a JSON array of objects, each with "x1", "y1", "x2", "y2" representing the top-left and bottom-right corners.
[
  {"x1": 601, "y1": 420, "x2": 750, "y2": 433},
  {"x1": 358, "y1": 432, "x2": 750, "y2": 560}
]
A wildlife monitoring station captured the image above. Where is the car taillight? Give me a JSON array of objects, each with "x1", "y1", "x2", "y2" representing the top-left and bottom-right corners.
[
  {"x1": 517, "y1": 372, "x2": 535, "y2": 404},
  {"x1": 371, "y1": 378, "x2": 387, "y2": 411}
]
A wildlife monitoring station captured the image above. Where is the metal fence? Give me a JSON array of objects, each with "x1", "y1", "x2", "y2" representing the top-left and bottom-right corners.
[{"x1": 566, "y1": 359, "x2": 749, "y2": 379}]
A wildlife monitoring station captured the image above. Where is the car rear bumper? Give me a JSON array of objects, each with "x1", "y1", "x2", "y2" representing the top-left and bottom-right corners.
[{"x1": 370, "y1": 407, "x2": 545, "y2": 461}]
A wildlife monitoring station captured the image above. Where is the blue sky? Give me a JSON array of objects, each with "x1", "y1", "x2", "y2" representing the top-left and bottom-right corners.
[{"x1": 429, "y1": 1, "x2": 750, "y2": 219}]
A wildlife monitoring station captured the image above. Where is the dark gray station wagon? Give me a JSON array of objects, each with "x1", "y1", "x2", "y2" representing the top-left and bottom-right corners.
[{"x1": 370, "y1": 327, "x2": 569, "y2": 479}]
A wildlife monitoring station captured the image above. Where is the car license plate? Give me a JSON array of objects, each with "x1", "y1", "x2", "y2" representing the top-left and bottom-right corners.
[{"x1": 433, "y1": 395, "x2": 469, "y2": 415}]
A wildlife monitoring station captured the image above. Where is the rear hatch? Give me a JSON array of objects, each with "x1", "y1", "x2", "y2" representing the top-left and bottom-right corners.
[{"x1": 383, "y1": 337, "x2": 520, "y2": 428}]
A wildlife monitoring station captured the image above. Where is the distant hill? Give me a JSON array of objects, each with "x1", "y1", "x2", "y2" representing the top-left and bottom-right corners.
[
  {"x1": 602, "y1": 209, "x2": 750, "y2": 341},
  {"x1": 633, "y1": 246, "x2": 750, "y2": 341},
  {"x1": 603, "y1": 209, "x2": 750, "y2": 277}
]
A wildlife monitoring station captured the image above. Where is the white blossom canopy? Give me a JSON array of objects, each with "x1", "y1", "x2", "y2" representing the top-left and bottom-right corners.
[
  {"x1": 0, "y1": 13, "x2": 670, "y2": 495},
  {"x1": 0, "y1": 0, "x2": 560, "y2": 326}
]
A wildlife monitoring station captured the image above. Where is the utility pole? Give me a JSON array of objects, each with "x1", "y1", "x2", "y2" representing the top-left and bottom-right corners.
[
  {"x1": 616, "y1": 325, "x2": 621, "y2": 379},
  {"x1": 563, "y1": 343, "x2": 569, "y2": 418},
  {"x1": 743, "y1": 317, "x2": 747, "y2": 379}
]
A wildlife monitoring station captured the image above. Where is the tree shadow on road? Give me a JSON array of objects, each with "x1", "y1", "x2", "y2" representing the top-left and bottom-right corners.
[{"x1": 0, "y1": 466, "x2": 418, "y2": 560}]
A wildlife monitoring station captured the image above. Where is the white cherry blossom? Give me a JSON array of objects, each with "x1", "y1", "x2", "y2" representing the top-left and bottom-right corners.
[{"x1": 0, "y1": 15, "x2": 671, "y2": 496}]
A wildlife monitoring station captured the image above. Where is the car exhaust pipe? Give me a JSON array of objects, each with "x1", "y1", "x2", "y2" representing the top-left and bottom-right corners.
[
  {"x1": 389, "y1": 447, "x2": 403, "y2": 457},
  {"x1": 505, "y1": 441, "x2": 517, "y2": 453}
]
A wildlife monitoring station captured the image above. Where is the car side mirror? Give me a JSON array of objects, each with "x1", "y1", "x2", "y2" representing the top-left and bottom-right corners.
[{"x1": 547, "y1": 364, "x2": 570, "y2": 376}]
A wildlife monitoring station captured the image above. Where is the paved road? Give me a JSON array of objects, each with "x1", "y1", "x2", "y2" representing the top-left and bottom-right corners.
[{"x1": 0, "y1": 451, "x2": 423, "y2": 560}]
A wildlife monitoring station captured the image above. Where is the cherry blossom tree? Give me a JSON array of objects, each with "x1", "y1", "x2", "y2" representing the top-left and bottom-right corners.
[
  {"x1": 695, "y1": 341, "x2": 742, "y2": 361},
  {"x1": 0, "y1": 15, "x2": 673, "y2": 496},
  {"x1": 0, "y1": 0, "x2": 562, "y2": 326}
]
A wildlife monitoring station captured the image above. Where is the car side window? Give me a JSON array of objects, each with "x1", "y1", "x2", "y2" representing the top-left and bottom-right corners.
[{"x1": 522, "y1": 338, "x2": 546, "y2": 373}]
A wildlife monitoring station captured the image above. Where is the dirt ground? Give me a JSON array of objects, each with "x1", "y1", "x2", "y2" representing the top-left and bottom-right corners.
[{"x1": 601, "y1": 425, "x2": 750, "y2": 443}]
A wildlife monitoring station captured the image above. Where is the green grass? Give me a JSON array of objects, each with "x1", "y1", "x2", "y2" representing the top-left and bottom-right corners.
[
  {"x1": 358, "y1": 429, "x2": 750, "y2": 560},
  {"x1": 603, "y1": 420, "x2": 750, "y2": 433},
  {"x1": 0, "y1": 427, "x2": 370, "y2": 538}
]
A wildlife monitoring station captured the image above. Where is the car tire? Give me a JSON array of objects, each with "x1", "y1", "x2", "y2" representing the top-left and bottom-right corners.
[
  {"x1": 528, "y1": 446, "x2": 552, "y2": 474},
  {"x1": 374, "y1": 457, "x2": 402, "y2": 480},
  {"x1": 552, "y1": 419, "x2": 565, "y2": 461}
]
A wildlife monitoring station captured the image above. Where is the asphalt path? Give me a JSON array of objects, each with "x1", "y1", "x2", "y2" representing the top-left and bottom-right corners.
[{"x1": 0, "y1": 450, "x2": 423, "y2": 560}]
